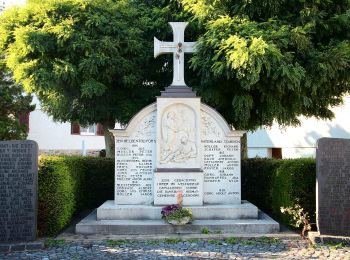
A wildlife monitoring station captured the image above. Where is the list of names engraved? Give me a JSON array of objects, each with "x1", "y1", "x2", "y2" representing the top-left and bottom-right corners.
[
  {"x1": 0, "y1": 140, "x2": 38, "y2": 242},
  {"x1": 202, "y1": 138, "x2": 241, "y2": 204},
  {"x1": 115, "y1": 138, "x2": 155, "y2": 204}
]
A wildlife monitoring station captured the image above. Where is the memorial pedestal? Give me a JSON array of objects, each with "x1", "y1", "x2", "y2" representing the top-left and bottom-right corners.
[
  {"x1": 97, "y1": 200, "x2": 258, "y2": 220},
  {"x1": 76, "y1": 201, "x2": 279, "y2": 235}
]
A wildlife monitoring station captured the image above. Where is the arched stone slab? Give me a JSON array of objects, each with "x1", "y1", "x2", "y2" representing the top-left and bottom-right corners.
[{"x1": 111, "y1": 102, "x2": 244, "y2": 205}]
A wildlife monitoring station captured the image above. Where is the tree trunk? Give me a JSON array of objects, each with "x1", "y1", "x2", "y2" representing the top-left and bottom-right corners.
[
  {"x1": 103, "y1": 121, "x2": 115, "y2": 158},
  {"x1": 241, "y1": 132, "x2": 248, "y2": 159}
]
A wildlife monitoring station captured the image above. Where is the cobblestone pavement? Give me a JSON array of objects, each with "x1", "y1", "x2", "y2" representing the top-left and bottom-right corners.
[{"x1": 1, "y1": 237, "x2": 349, "y2": 259}]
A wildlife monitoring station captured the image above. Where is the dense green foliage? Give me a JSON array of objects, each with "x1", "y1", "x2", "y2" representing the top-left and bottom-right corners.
[
  {"x1": 0, "y1": 60, "x2": 34, "y2": 140},
  {"x1": 242, "y1": 158, "x2": 316, "y2": 228},
  {"x1": 182, "y1": 0, "x2": 350, "y2": 129},
  {"x1": 0, "y1": 0, "x2": 198, "y2": 156},
  {"x1": 38, "y1": 156, "x2": 114, "y2": 236},
  {"x1": 241, "y1": 158, "x2": 282, "y2": 213},
  {"x1": 0, "y1": 0, "x2": 150, "y2": 126},
  {"x1": 270, "y1": 158, "x2": 316, "y2": 227}
]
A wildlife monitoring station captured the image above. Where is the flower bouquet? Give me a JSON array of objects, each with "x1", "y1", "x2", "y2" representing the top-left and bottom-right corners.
[{"x1": 160, "y1": 191, "x2": 193, "y2": 225}]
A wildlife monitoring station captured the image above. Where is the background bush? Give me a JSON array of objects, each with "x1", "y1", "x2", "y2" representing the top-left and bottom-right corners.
[
  {"x1": 38, "y1": 156, "x2": 316, "y2": 235},
  {"x1": 242, "y1": 158, "x2": 316, "y2": 228},
  {"x1": 270, "y1": 158, "x2": 316, "y2": 227},
  {"x1": 38, "y1": 156, "x2": 114, "y2": 236},
  {"x1": 241, "y1": 158, "x2": 281, "y2": 213}
]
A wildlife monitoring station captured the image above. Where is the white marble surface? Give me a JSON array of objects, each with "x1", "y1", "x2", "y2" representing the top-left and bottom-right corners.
[
  {"x1": 111, "y1": 104, "x2": 157, "y2": 205},
  {"x1": 201, "y1": 105, "x2": 242, "y2": 204},
  {"x1": 111, "y1": 102, "x2": 245, "y2": 205},
  {"x1": 156, "y1": 98, "x2": 201, "y2": 169},
  {"x1": 97, "y1": 200, "x2": 258, "y2": 220},
  {"x1": 154, "y1": 22, "x2": 196, "y2": 87},
  {"x1": 154, "y1": 171, "x2": 203, "y2": 206}
]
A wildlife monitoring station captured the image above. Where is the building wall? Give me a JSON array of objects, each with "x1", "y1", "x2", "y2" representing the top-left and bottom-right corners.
[
  {"x1": 247, "y1": 96, "x2": 350, "y2": 158},
  {"x1": 27, "y1": 97, "x2": 105, "y2": 155}
]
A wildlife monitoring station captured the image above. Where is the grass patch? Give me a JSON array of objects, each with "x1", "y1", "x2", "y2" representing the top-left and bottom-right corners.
[
  {"x1": 187, "y1": 238, "x2": 199, "y2": 243},
  {"x1": 165, "y1": 238, "x2": 182, "y2": 244},
  {"x1": 207, "y1": 239, "x2": 222, "y2": 245},
  {"x1": 45, "y1": 239, "x2": 65, "y2": 248},
  {"x1": 327, "y1": 242, "x2": 345, "y2": 250},
  {"x1": 224, "y1": 237, "x2": 281, "y2": 246},
  {"x1": 201, "y1": 227, "x2": 210, "y2": 234},
  {"x1": 224, "y1": 237, "x2": 239, "y2": 244},
  {"x1": 106, "y1": 239, "x2": 129, "y2": 246}
]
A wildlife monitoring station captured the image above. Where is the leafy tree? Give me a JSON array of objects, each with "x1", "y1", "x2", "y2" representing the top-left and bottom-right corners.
[
  {"x1": 181, "y1": 0, "x2": 350, "y2": 132},
  {"x1": 0, "y1": 0, "x2": 163, "y2": 157},
  {"x1": 0, "y1": 0, "x2": 201, "y2": 157},
  {"x1": 0, "y1": 59, "x2": 34, "y2": 140}
]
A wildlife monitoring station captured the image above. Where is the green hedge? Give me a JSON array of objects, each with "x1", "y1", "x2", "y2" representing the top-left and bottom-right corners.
[
  {"x1": 242, "y1": 158, "x2": 316, "y2": 228},
  {"x1": 270, "y1": 158, "x2": 316, "y2": 227},
  {"x1": 241, "y1": 158, "x2": 282, "y2": 213},
  {"x1": 38, "y1": 156, "x2": 316, "y2": 235},
  {"x1": 38, "y1": 156, "x2": 114, "y2": 236}
]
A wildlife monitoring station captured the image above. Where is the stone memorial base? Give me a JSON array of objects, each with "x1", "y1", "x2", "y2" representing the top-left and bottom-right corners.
[
  {"x1": 308, "y1": 231, "x2": 350, "y2": 246},
  {"x1": 75, "y1": 201, "x2": 279, "y2": 235}
]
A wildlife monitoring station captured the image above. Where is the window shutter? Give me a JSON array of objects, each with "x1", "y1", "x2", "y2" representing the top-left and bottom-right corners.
[
  {"x1": 18, "y1": 112, "x2": 30, "y2": 133},
  {"x1": 96, "y1": 123, "x2": 104, "y2": 136},
  {"x1": 272, "y1": 148, "x2": 282, "y2": 159},
  {"x1": 71, "y1": 122, "x2": 80, "y2": 135}
]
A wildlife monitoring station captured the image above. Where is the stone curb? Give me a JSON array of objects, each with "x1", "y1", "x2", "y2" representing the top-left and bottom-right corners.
[
  {"x1": 0, "y1": 242, "x2": 44, "y2": 253},
  {"x1": 308, "y1": 231, "x2": 350, "y2": 246}
]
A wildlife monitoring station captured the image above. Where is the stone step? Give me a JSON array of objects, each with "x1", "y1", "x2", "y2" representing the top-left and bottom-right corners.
[
  {"x1": 97, "y1": 200, "x2": 258, "y2": 220},
  {"x1": 76, "y1": 210, "x2": 279, "y2": 235}
]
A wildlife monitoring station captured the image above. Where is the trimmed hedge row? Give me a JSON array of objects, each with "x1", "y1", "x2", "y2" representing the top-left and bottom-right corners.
[
  {"x1": 242, "y1": 158, "x2": 316, "y2": 228},
  {"x1": 38, "y1": 156, "x2": 114, "y2": 236},
  {"x1": 38, "y1": 156, "x2": 316, "y2": 235}
]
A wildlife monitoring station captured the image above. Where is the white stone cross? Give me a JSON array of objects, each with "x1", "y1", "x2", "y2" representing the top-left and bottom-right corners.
[{"x1": 154, "y1": 22, "x2": 196, "y2": 87}]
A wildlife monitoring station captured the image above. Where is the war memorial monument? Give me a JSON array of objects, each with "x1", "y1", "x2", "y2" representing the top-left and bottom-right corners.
[{"x1": 76, "y1": 22, "x2": 279, "y2": 234}]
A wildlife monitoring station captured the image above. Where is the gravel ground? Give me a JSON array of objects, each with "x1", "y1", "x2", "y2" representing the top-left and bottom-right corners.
[{"x1": 1, "y1": 237, "x2": 349, "y2": 259}]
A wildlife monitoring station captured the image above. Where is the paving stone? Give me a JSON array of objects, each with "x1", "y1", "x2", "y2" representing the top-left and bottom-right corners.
[
  {"x1": 0, "y1": 238, "x2": 349, "y2": 259},
  {"x1": 0, "y1": 244, "x2": 10, "y2": 253},
  {"x1": 10, "y1": 243, "x2": 26, "y2": 251},
  {"x1": 26, "y1": 242, "x2": 44, "y2": 251}
]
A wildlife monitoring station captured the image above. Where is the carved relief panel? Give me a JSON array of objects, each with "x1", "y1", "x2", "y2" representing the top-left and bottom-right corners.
[{"x1": 156, "y1": 98, "x2": 201, "y2": 169}]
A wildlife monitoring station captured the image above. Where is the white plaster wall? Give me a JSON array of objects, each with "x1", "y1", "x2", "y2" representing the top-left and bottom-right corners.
[
  {"x1": 247, "y1": 148, "x2": 271, "y2": 158},
  {"x1": 27, "y1": 97, "x2": 105, "y2": 151},
  {"x1": 247, "y1": 96, "x2": 350, "y2": 158}
]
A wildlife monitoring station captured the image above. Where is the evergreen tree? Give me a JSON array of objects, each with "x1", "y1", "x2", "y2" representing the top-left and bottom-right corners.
[
  {"x1": 0, "y1": 59, "x2": 34, "y2": 140},
  {"x1": 0, "y1": 0, "x2": 161, "y2": 156},
  {"x1": 181, "y1": 0, "x2": 350, "y2": 130}
]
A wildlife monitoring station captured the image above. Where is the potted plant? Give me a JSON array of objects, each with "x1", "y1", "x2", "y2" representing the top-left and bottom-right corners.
[{"x1": 161, "y1": 191, "x2": 193, "y2": 225}]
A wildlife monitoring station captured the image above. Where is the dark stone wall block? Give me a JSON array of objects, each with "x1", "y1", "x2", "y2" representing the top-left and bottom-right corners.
[
  {"x1": 316, "y1": 138, "x2": 350, "y2": 236},
  {"x1": 0, "y1": 140, "x2": 38, "y2": 242}
]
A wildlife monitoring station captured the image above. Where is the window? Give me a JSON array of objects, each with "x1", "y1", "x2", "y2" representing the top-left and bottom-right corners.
[
  {"x1": 80, "y1": 125, "x2": 97, "y2": 135},
  {"x1": 71, "y1": 122, "x2": 104, "y2": 136}
]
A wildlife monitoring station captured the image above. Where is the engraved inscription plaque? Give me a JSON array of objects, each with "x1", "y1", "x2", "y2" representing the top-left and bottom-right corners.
[
  {"x1": 201, "y1": 112, "x2": 241, "y2": 204},
  {"x1": 114, "y1": 112, "x2": 156, "y2": 205},
  {"x1": 0, "y1": 140, "x2": 38, "y2": 242},
  {"x1": 316, "y1": 138, "x2": 350, "y2": 236}
]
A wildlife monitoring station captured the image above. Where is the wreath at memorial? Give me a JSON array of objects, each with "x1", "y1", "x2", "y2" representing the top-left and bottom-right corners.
[{"x1": 161, "y1": 191, "x2": 193, "y2": 225}]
